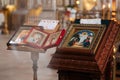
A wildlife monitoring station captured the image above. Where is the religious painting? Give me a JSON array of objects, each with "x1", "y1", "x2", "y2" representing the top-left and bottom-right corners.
[
  {"x1": 14, "y1": 30, "x2": 29, "y2": 44},
  {"x1": 67, "y1": 30, "x2": 94, "y2": 48},
  {"x1": 24, "y1": 27, "x2": 48, "y2": 48},
  {"x1": 7, "y1": 26, "x2": 32, "y2": 46},
  {"x1": 44, "y1": 29, "x2": 66, "y2": 48},
  {"x1": 61, "y1": 24, "x2": 106, "y2": 54}
]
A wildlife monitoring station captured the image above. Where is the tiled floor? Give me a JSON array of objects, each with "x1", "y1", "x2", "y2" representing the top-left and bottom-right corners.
[{"x1": 0, "y1": 32, "x2": 58, "y2": 80}]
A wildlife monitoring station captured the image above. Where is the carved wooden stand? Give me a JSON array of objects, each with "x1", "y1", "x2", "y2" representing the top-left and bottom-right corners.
[{"x1": 48, "y1": 20, "x2": 120, "y2": 80}]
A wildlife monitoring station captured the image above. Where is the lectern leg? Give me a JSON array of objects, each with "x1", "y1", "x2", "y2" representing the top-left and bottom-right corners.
[{"x1": 31, "y1": 52, "x2": 39, "y2": 80}]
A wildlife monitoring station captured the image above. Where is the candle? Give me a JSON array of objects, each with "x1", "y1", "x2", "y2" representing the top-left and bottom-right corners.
[
  {"x1": 102, "y1": 4, "x2": 106, "y2": 19},
  {"x1": 107, "y1": 3, "x2": 111, "y2": 19}
]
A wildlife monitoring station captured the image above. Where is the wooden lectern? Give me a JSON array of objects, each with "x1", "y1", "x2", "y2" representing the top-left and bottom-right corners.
[{"x1": 48, "y1": 20, "x2": 120, "y2": 80}]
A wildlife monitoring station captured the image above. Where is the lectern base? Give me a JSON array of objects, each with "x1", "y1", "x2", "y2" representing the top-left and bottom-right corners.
[
  {"x1": 58, "y1": 70, "x2": 100, "y2": 80},
  {"x1": 57, "y1": 60, "x2": 112, "y2": 80}
]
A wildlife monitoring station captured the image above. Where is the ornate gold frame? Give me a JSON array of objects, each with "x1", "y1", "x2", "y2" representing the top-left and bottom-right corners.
[{"x1": 61, "y1": 24, "x2": 106, "y2": 54}]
